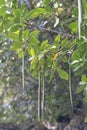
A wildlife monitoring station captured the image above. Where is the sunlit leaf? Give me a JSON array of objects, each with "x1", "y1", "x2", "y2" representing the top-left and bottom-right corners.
[
  {"x1": 14, "y1": 30, "x2": 20, "y2": 35},
  {"x1": 9, "y1": 24, "x2": 19, "y2": 32},
  {"x1": 30, "y1": 48, "x2": 35, "y2": 56}
]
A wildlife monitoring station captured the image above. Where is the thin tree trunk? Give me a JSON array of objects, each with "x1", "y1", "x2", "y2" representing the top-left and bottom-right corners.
[
  {"x1": 38, "y1": 70, "x2": 41, "y2": 121},
  {"x1": 42, "y1": 75, "x2": 45, "y2": 119}
]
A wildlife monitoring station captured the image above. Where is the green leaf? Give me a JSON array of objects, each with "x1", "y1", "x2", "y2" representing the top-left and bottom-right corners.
[
  {"x1": 72, "y1": 51, "x2": 80, "y2": 60},
  {"x1": 84, "y1": 95, "x2": 87, "y2": 102},
  {"x1": 85, "y1": 117, "x2": 87, "y2": 123},
  {"x1": 29, "y1": 37, "x2": 40, "y2": 45},
  {"x1": 40, "y1": 40, "x2": 49, "y2": 50},
  {"x1": 17, "y1": 49, "x2": 22, "y2": 58},
  {"x1": 82, "y1": 0, "x2": 87, "y2": 14},
  {"x1": 31, "y1": 30, "x2": 40, "y2": 37},
  {"x1": 30, "y1": 48, "x2": 35, "y2": 57},
  {"x1": 3, "y1": 16, "x2": 14, "y2": 29},
  {"x1": 28, "y1": 11, "x2": 38, "y2": 19},
  {"x1": 0, "y1": 5, "x2": 6, "y2": 17},
  {"x1": 43, "y1": 0, "x2": 53, "y2": 11},
  {"x1": 54, "y1": 35, "x2": 60, "y2": 43},
  {"x1": 18, "y1": 30, "x2": 22, "y2": 42},
  {"x1": 11, "y1": 42, "x2": 22, "y2": 50},
  {"x1": 0, "y1": 0, "x2": 5, "y2": 5},
  {"x1": 73, "y1": 63, "x2": 83, "y2": 72},
  {"x1": 29, "y1": 30, "x2": 40, "y2": 45},
  {"x1": 57, "y1": 67, "x2": 68, "y2": 80},
  {"x1": 61, "y1": 39, "x2": 69, "y2": 48},
  {"x1": 72, "y1": 7, "x2": 78, "y2": 17},
  {"x1": 8, "y1": 31, "x2": 20, "y2": 40},
  {"x1": 22, "y1": 30, "x2": 29, "y2": 40},
  {"x1": 14, "y1": 9, "x2": 21, "y2": 18},
  {"x1": 9, "y1": 23, "x2": 19, "y2": 32},
  {"x1": 49, "y1": 71, "x2": 55, "y2": 82},
  {"x1": 68, "y1": 22, "x2": 78, "y2": 33},
  {"x1": 13, "y1": 17, "x2": 20, "y2": 23},
  {"x1": 28, "y1": 8, "x2": 46, "y2": 19},
  {"x1": 76, "y1": 85, "x2": 86, "y2": 93},
  {"x1": 35, "y1": 8, "x2": 46, "y2": 14},
  {"x1": 82, "y1": 75, "x2": 87, "y2": 82},
  {"x1": 44, "y1": 0, "x2": 50, "y2": 5}
]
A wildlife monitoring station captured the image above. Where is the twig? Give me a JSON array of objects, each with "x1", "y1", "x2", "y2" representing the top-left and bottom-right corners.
[{"x1": 24, "y1": 22, "x2": 76, "y2": 38}]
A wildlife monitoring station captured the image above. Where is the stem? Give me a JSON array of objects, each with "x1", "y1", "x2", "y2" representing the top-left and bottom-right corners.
[
  {"x1": 42, "y1": 75, "x2": 45, "y2": 119},
  {"x1": 38, "y1": 69, "x2": 41, "y2": 121},
  {"x1": 78, "y1": 0, "x2": 82, "y2": 39},
  {"x1": 68, "y1": 55, "x2": 73, "y2": 111},
  {"x1": 22, "y1": 51, "x2": 25, "y2": 90}
]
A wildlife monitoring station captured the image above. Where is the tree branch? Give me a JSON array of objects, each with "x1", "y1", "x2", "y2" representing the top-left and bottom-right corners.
[{"x1": 24, "y1": 22, "x2": 76, "y2": 38}]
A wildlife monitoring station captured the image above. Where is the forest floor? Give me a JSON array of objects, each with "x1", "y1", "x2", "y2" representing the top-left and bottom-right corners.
[{"x1": 0, "y1": 109, "x2": 87, "y2": 130}]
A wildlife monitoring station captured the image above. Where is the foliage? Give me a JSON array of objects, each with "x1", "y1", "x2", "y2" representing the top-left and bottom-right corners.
[{"x1": 0, "y1": 0, "x2": 87, "y2": 123}]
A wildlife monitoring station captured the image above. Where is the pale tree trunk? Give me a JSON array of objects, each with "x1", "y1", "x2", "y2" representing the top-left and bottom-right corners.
[
  {"x1": 42, "y1": 74, "x2": 45, "y2": 119},
  {"x1": 38, "y1": 70, "x2": 41, "y2": 121}
]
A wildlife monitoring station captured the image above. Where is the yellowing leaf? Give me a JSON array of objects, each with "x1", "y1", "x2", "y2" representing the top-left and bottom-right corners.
[
  {"x1": 53, "y1": 52, "x2": 58, "y2": 61},
  {"x1": 58, "y1": 7, "x2": 64, "y2": 14}
]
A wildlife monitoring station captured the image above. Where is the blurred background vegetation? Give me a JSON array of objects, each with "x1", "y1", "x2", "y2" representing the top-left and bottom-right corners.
[{"x1": 0, "y1": 0, "x2": 87, "y2": 124}]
